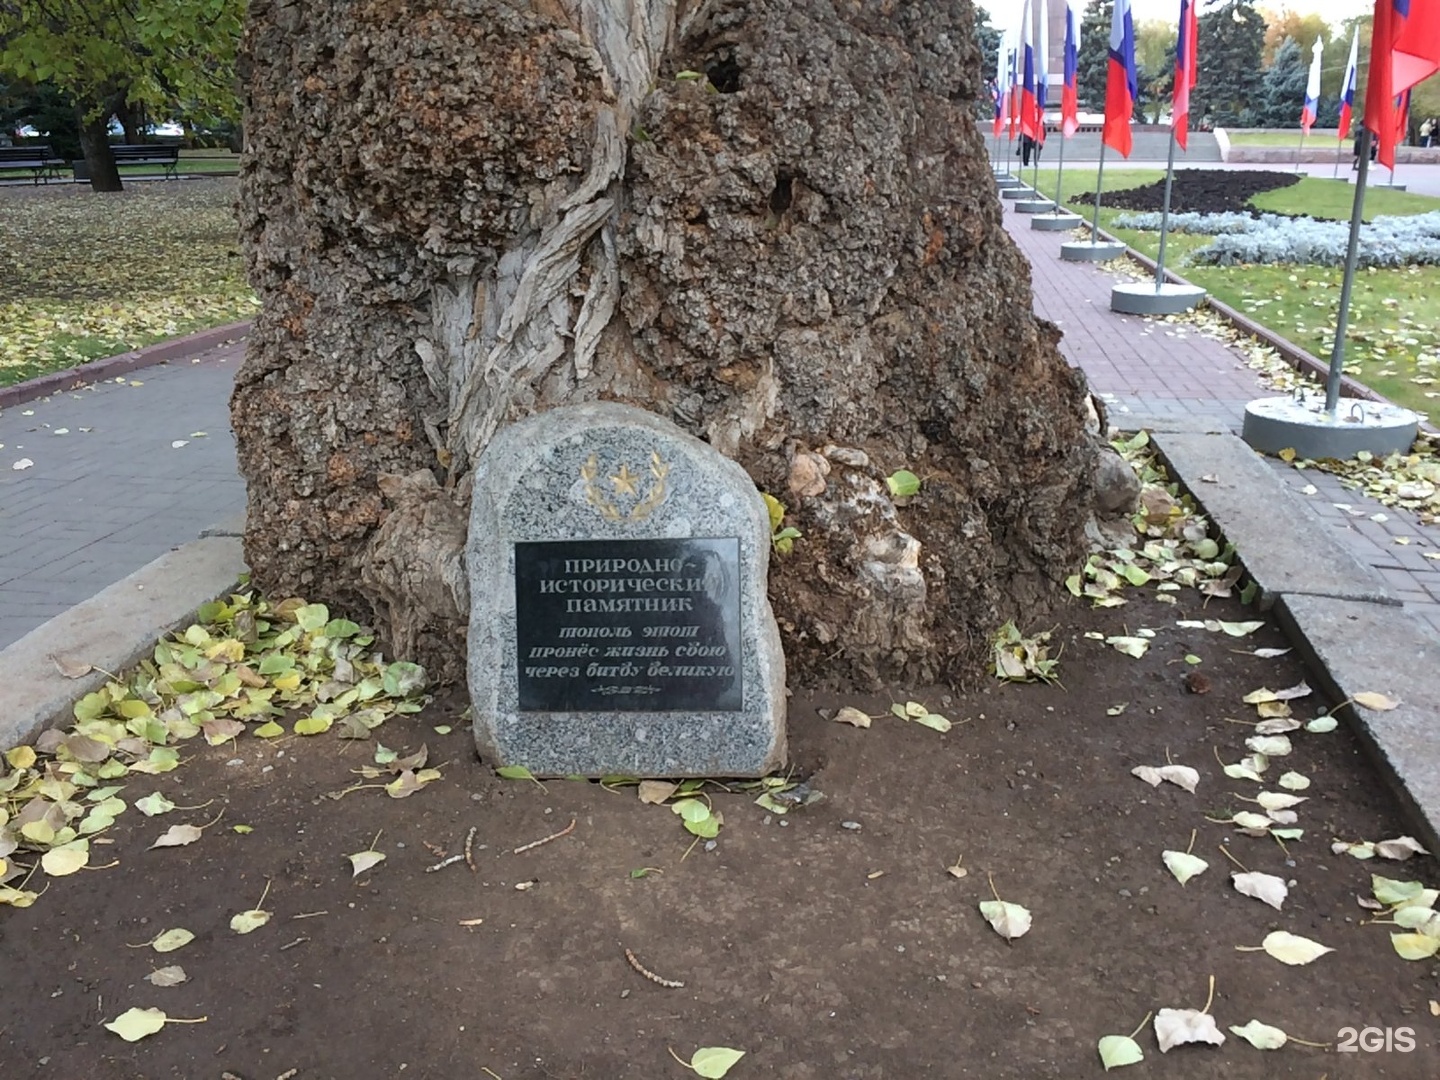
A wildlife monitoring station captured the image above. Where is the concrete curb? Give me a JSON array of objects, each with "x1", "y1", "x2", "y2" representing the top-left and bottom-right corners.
[
  {"x1": 0, "y1": 534, "x2": 247, "y2": 752},
  {"x1": 1149, "y1": 429, "x2": 1439, "y2": 856},
  {"x1": 0, "y1": 320, "x2": 252, "y2": 411},
  {"x1": 1151, "y1": 431, "x2": 1398, "y2": 609},
  {"x1": 1274, "y1": 595, "x2": 1440, "y2": 857}
]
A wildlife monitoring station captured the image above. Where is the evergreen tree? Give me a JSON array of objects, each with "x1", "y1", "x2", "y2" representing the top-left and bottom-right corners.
[
  {"x1": 1192, "y1": 0, "x2": 1266, "y2": 126},
  {"x1": 973, "y1": 7, "x2": 1001, "y2": 118},
  {"x1": 975, "y1": 7, "x2": 1001, "y2": 81},
  {"x1": 1076, "y1": 0, "x2": 1113, "y2": 110},
  {"x1": 1258, "y1": 36, "x2": 1307, "y2": 127}
]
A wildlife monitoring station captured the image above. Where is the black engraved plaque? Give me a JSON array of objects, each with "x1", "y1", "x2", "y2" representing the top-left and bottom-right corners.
[{"x1": 513, "y1": 538, "x2": 742, "y2": 712}]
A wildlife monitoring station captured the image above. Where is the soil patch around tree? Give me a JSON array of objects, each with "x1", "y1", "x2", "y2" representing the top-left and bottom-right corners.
[
  {"x1": 3, "y1": 592, "x2": 1437, "y2": 1079},
  {"x1": 1076, "y1": 169, "x2": 1302, "y2": 216}
]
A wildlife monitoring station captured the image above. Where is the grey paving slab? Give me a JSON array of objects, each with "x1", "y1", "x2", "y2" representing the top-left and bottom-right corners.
[
  {"x1": 0, "y1": 340, "x2": 245, "y2": 647},
  {"x1": 1275, "y1": 593, "x2": 1440, "y2": 856},
  {"x1": 1151, "y1": 431, "x2": 1397, "y2": 608}
]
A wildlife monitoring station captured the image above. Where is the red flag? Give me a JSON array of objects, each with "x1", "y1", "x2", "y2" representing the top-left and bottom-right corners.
[
  {"x1": 1062, "y1": 1, "x2": 1081, "y2": 137},
  {"x1": 1366, "y1": 0, "x2": 1400, "y2": 169},
  {"x1": 1103, "y1": 0, "x2": 1138, "y2": 157},
  {"x1": 1394, "y1": 0, "x2": 1440, "y2": 93},
  {"x1": 1173, "y1": 0, "x2": 1199, "y2": 150}
]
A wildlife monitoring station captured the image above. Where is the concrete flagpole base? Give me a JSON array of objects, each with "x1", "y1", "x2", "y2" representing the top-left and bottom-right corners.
[
  {"x1": 1060, "y1": 239, "x2": 1126, "y2": 261},
  {"x1": 1357, "y1": 180, "x2": 1407, "y2": 191},
  {"x1": 1110, "y1": 282, "x2": 1206, "y2": 315},
  {"x1": 1013, "y1": 198, "x2": 1056, "y2": 213},
  {"x1": 1032, "y1": 211, "x2": 1084, "y2": 231},
  {"x1": 1242, "y1": 396, "x2": 1419, "y2": 459},
  {"x1": 1000, "y1": 186, "x2": 1036, "y2": 200},
  {"x1": 995, "y1": 176, "x2": 1026, "y2": 190}
]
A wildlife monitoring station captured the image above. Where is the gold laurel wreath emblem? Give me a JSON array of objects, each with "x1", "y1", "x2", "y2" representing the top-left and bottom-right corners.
[{"x1": 580, "y1": 451, "x2": 670, "y2": 522}]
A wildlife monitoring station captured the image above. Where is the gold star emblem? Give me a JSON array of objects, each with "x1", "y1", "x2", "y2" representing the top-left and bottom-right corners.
[{"x1": 610, "y1": 464, "x2": 639, "y2": 496}]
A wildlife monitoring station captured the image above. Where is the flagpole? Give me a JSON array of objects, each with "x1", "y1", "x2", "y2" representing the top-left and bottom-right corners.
[
  {"x1": 1154, "y1": 126, "x2": 1180, "y2": 290},
  {"x1": 1333, "y1": 131, "x2": 1343, "y2": 179},
  {"x1": 1324, "y1": 128, "x2": 1372, "y2": 416},
  {"x1": 1051, "y1": 129, "x2": 1068, "y2": 216},
  {"x1": 1296, "y1": 129, "x2": 1307, "y2": 174},
  {"x1": 1089, "y1": 140, "x2": 1109, "y2": 247}
]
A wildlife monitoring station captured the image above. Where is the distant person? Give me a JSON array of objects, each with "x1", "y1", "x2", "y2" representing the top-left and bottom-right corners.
[
  {"x1": 1353, "y1": 127, "x2": 1380, "y2": 169},
  {"x1": 1423, "y1": 117, "x2": 1435, "y2": 148},
  {"x1": 1017, "y1": 130, "x2": 1044, "y2": 167}
]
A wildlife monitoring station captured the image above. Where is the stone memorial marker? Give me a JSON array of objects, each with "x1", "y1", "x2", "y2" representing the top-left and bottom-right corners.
[{"x1": 468, "y1": 402, "x2": 786, "y2": 777}]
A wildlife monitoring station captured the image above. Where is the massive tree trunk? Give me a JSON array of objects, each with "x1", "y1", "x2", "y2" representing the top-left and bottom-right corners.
[{"x1": 234, "y1": 0, "x2": 1098, "y2": 688}]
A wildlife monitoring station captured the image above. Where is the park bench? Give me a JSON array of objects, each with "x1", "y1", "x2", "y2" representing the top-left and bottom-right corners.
[
  {"x1": 111, "y1": 143, "x2": 181, "y2": 179},
  {"x1": 0, "y1": 144, "x2": 66, "y2": 184}
]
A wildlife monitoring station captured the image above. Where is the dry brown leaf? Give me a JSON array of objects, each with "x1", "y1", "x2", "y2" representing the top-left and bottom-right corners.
[
  {"x1": 637, "y1": 780, "x2": 678, "y2": 805},
  {"x1": 49, "y1": 653, "x2": 94, "y2": 679},
  {"x1": 831, "y1": 706, "x2": 872, "y2": 729},
  {"x1": 1353, "y1": 691, "x2": 1401, "y2": 711},
  {"x1": 1232, "y1": 871, "x2": 1288, "y2": 911},
  {"x1": 150, "y1": 824, "x2": 203, "y2": 849},
  {"x1": 1154, "y1": 1008, "x2": 1226, "y2": 1052},
  {"x1": 1375, "y1": 836, "x2": 1430, "y2": 861}
]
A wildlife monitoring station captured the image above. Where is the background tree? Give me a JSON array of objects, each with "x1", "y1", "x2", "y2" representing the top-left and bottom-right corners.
[
  {"x1": 234, "y1": 0, "x2": 1101, "y2": 687},
  {"x1": 974, "y1": 6, "x2": 1002, "y2": 119},
  {"x1": 0, "y1": 0, "x2": 243, "y2": 191},
  {"x1": 1257, "y1": 35, "x2": 1307, "y2": 126},
  {"x1": 1260, "y1": 7, "x2": 1326, "y2": 66},
  {"x1": 0, "y1": 77, "x2": 81, "y2": 158},
  {"x1": 1076, "y1": 0, "x2": 1114, "y2": 110},
  {"x1": 1135, "y1": 19, "x2": 1176, "y2": 123},
  {"x1": 1193, "y1": 0, "x2": 1266, "y2": 126}
]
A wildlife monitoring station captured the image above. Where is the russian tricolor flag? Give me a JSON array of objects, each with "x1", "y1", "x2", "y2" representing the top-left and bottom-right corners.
[
  {"x1": 1035, "y1": 0, "x2": 1050, "y2": 144},
  {"x1": 1020, "y1": 0, "x2": 1041, "y2": 142},
  {"x1": 993, "y1": 25, "x2": 1010, "y2": 137},
  {"x1": 1062, "y1": 0, "x2": 1081, "y2": 138},
  {"x1": 1301, "y1": 36, "x2": 1323, "y2": 133},
  {"x1": 1103, "y1": 0, "x2": 1138, "y2": 158},
  {"x1": 1173, "y1": 0, "x2": 1198, "y2": 150},
  {"x1": 1338, "y1": 27, "x2": 1358, "y2": 141}
]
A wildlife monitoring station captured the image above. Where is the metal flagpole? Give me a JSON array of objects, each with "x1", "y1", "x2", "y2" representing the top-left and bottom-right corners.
[
  {"x1": 1296, "y1": 129, "x2": 1307, "y2": 173},
  {"x1": 1324, "y1": 128, "x2": 1372, "y2": 415},
  {"x1": 1154, "y1": 126, "x2": 1180, "y2": 291},
  {"x1": 1051, "y1": 128, "x2": 1068, "y2": 216},
  {"x1": 1089, "y1": 140, "x2": 1109, "y2": 247},
  {"x1": 1333, "y1": 131, "x2": 1343, "y2": 179}
]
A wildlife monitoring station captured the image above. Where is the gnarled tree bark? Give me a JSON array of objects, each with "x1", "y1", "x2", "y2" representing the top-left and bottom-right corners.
[{"x1": 235, "y1": 0, "x2": 1098, "y2": 687}]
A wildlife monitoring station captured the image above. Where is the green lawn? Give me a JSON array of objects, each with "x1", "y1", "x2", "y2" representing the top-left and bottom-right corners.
[
  {"x1": 0, "y1": 179, "x2": 257, "y2": 386},
  {"x1": 116, "y1": 151, "x2": 240, "y2": 179},
  {"x1": 1018, "y1": 165, "x2": 1440, "y2": 420},
  {"x1": 1222, "y1": 129, "x2": 1343, "y2": 147}
]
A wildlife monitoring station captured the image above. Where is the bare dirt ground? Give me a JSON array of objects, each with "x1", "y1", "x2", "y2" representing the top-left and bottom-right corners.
[{"x1": 3, "y1": 589, "x2": 1438, "y2": 1080}]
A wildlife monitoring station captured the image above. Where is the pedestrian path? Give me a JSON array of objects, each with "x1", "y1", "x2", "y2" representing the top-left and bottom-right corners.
[
  {"x1": 1002, "y1": 199, "x2": 1440, "y2": 636},
  {"x1": 0, "y1": 341, "x2": 245, "y2": 648}
]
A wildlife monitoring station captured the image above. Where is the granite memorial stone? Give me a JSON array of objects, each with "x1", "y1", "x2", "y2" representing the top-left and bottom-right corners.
[{"x1": 468, "y1": 402, "x2": 786, "y2": 777}]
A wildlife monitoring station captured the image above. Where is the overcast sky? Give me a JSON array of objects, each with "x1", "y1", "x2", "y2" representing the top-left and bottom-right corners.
[{"x1": 976, "y1": 0, "x2": 1372, "y2": 29}]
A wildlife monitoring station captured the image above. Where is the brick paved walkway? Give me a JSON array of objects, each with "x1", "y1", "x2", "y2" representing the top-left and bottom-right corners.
[
  {"x1": 0, "y1": 341, "x2": 245, "y2": 648},
  {"x1": 1004, "y1": 201, "x2": 1440, "y2": 635}
]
